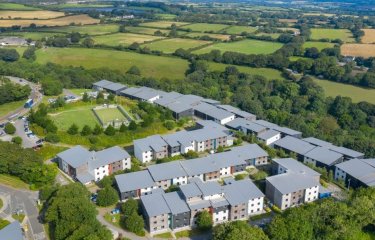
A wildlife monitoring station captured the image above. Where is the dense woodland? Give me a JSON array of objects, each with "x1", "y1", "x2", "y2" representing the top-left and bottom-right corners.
[{"x1": 0, "y1": 77, "x2": 31, "y2": 105}]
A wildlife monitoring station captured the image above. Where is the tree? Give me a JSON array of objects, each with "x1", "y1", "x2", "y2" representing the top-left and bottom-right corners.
[
  {"x1": 196, "y1": 210, "x2": 212, "y2": 231},
  {"x1": 163, "y1": 120, "x2": 175, "y2": 130},
  {"x1": 11, "y1": 136, "x2": 22, "y2": 145},
  {"x1": 98, "y1": 176, "x2": 113, "y2": 188},
  {"x1": 4, "y1": 122, "x2": 16, "y2": 134},
  {"x1": 22, "y1": 46, "x2": 36, "y2": 60},
  {"x1": 128, "y1": 121, "x2": 137, "y2": 131},
  {"x1": 51, "y1": 37, "x2": 69, "y2": 47},
  {"x1": 119, "y1": 123, "x2": 127, "y2": 132},
  {"x1": 70, "y1": 32, "x2": 81, "y2": 43},
  {"x1": 45, "y1": 133, "x2": 60, "y2": 143},
  {"x1": 82, "y1": 37, "x2": 95, "y2": 48},
  {"x1": 93, "y1": 124, "x2": 103, "y2": 135},
  {"x1": 41, "y1": 80, "x2": 63, "y2": 96},
  {"x1": 67, "y1": 123, "x2": 79, "y2": 135},
  {"x1": 184, "y1": 150, "x2": 199, "y2": 159},
  {"x1": 96, "y1": 186, "x2": 119, "y2": 207},
  {"x1": 121, "y1": 198, "x2": 138, "y2": 217},
  {"x1": 0, "y1": 48, "x2": 19, "y2": 62},
  {"x1": 213, "y1": 221, "x2": 269, "y2": 240},
  {"x1": 81, "y1": 125, "x2": 92, "y2": 136},
  {"x1": 104, "y1": 125, "x2": 116, "y2": 136},
  {"x1": 127, "y1": 66, "x2": 141, "y2": 76},
  {"x1": 82, "y1": 92, "x2": 90, "y2": 102},
  {"x1": 124, "y1": 212, "x2": 144, "y2": 235}
]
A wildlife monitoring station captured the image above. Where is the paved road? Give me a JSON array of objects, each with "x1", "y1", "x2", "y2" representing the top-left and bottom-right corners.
[
  {"x1": 0, "y1": 184, "x2": 46, "y2": 240},
  {"x1": 0, "y1": 76, "x2": 42, "y2": 124}
]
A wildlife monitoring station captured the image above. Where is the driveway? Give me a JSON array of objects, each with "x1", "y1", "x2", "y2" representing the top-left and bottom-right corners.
[{"x1": 0, "y1": 184, "x2": 46, "y2": 240}]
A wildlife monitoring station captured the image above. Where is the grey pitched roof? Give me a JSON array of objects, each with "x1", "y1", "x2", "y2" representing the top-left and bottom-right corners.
[
  {"x1": 163, "y1": 192, "x2": 190, "y2": 215},
  {"x1": 202, "y1": 98, "x2": 221, "y2": 105},
  {"x1": 180, "y1": 157, "x2": 219, "y2": 176},
  {"x1": 115, "y1": 171, "x2": 156, "y2": 193},
  {"x1": 273, "y1": 158, "x2": 320, "y2": 177},
  {"x1": 57, "y1": 145, "x2": 91, "y2": 168},
  {"x1": 195, "y1": 180, "x2": 223, "y2": 197},
  {"x1": 104, "y1": 82, "x2": 127, "y2": 92},
  {"x1": 223, "y1": 179, "x2": 264, "y2": 205},
  {"x1": 0, "y1": 221, "x2": 23, "y2": 240},
  {"x1": 255, "y1": 119, "x2": 278, "y2": 128},
  {"x1": 148, "y1": 161, "x2": 187, "y2": 181},
  {"x1": 156, "y1": 94, "x2": 202, "y2": 113},
  {"x1": 180, "y1": 181, "x2": 202, "y2": 199},
  {"x1": 188, "y1": 200, "x2": 211, "y2": 210},
  {"x1": 91, "y1": 146, "x2": 130, "y2": 169},
  {"x1": 266, "y1": 172, "x2": 319, "y2": 194},
  {"x1": 329, "y1": 146, "x2": 364, "y2": 159},
  {"x1": 161, "y1": 130, "x2": 191, "y2": 147},
  {"x1": 303, "y1": 137, "x2": 333, "y2": 148},
  {"x1": 335, "y1": 159, "x2": 375, "y2": 187},
  {"x1": 226, "y1": 118, "x2": 266, "y2": 133},
  {"x1": 210, "y1": 198, "x2": 229, "y2": 208},
  {"x1": 76, "y1": 172, "x2": 95, "y2": 184},
  {"x1": 141, "y1": 192, "x2": 170, "y2": 217},
  {"x1": 134, "y1": 135, "x2": 167, "y2": 152},
  {"x1": 121, "y1": 87, "x2": 142, "y2": 96},
  {"x1": 258, "y1": 129, "x2": 280, "y2": 141},
  {"x1": 93, "y1": 79, "x2": 113, "y2": 88},
  {"x1": 194, "y1": 102, "x2": 234, "y2": 120},
  {"x1": 132, "y1": 87, "x2": 165, "y2": 101},
  {"x1": 304, "y1": 147, "x2": 343, "y2": 166},
  {"x1": 255, "y1": 120, "x2": 301, "y2": 137},
  {"x1": 217, "y1": 105, "x2": 256, "y2": 119},
  {"x1": 274, "y1": 136, "x2": 316, "y2": 155}
]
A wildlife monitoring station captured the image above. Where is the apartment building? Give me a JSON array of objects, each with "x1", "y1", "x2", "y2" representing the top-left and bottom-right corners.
[
  {"x1": 147, "y1": 161, "x2": 188, "y2": 189},
  {"x1": 57, "y1": 145, "x2": 131, "y2": 184},
  {"x1": 273, "y1": 136, "x2": 316, "y2": 161},
  {"x1": 257, "y1": 129, "x2": 281, "y2": 146},
  {"x1": 303, "y1": 146, "x2": 344, "y2": 170},
  {"x1": 335, "y1": 158, "x2": 375, "y2": 188},
  {"x1": 134, "y1": 135, "x2": 168, "y2": 163}
]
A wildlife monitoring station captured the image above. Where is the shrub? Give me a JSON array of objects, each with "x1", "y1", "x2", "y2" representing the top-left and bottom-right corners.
[
  {"x1": 96, "y1": 186, "x2": 119, "y2": 207},
  {"x1": 196, "y1": 210, "x2": 212, "y2": 231},
  {"x1": 11, "y1": 136, "x2": 22, "y2": 145},
  {"x1": 81, "y1": 125, "x2": 92, "y2": 136},
  {"x1": 104, "y1": 125, "x2": 116, "y2": 136},
  {"x1": 123, "y1": 212, "x2": 145, "y2": 235},
  {"x1": 4, "y1": 122, "x2": 16, "y2": 134},
  {"x1": 67, "y1": 123, "x2": 79, "y2": 135},
  {"x1": 121, "y1": 198, "x2": 138, "y2": 217},
  {"x1": 45, "y1": 133, "x2": 60, "y2": 143},
  {"x1": 163, "y1": 120, "x2": 175, "y2": 130}
]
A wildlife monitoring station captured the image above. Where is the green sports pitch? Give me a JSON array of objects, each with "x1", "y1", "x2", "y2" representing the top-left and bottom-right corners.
[{"x1": 93, "y1": 107, "x2": 127, "y2": 125}]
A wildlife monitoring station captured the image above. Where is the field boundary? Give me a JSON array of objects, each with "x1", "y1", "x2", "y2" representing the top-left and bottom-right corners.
[{"x1": 92, "y1": 104, "x2": 131, "y2": 128}]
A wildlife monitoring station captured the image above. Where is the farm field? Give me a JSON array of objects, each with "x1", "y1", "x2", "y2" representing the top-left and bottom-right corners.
[
  {"x1": 193, "y1": 39, "x2": 283, "y2": 55},
  {"x1": 279, "y1": 19, "x2": 298, "y2": 23},
  {"x1": 49, "y1": 104, "x2": 98, "y2": 130},
  {"x1": 361, "y1": 29, "x2": 375, "y2": 44},
  {"x1": 0, "y1": 3, "x2": 39, "y2": 10},
  {"x1": 303, "y1": 41, "x2": 335, "y2": 50},
  {"x1": 93, "y1": 33, "x2": 164, "y2": 46},
  {"x1": 0, "y1": 31, "x2": 63, "y2": 40},
  {"x1": 143, "y1": 38, "x2": 211, "y2": 53},
  {"x1": 289, "y1": 56, "x2": 312, "y2": 62},
  {"x1": 52, "y1": 3, "x2": 113, "y2": 9},
  {"x1": 313, "y1": 78, "x2": 375, "y2": 104},
  {"x1": 43, "y1": 24, "x2": 120, "y2": 35},
  {"x1": 341, "y1": 44, "x2": 375, "y2": 58},
  {"x1": 180, "y1": 23, "x2": 229, "y2": 33},
  {"x1": 155, "y1": 14, "x2": 176, "y2": 20},
  {"x1": 256, "y1": 33, "x2": 280, "y2": 39},
  {"x1": 35, "y1": 47, "x2": 189, "y2": 79},
  {"x1": 223, "y1": 25, "x2": 258, "y2": 35},
  {"x1": 0, "y1": 14, "x2": 99, "y2": 27},
  {"x1": 139, "y1": 21, "x2": 190, "y2": 29},
  {"x1": 186, "y1": 32, "x2": 231, "y2": 41},
  {"x1": 126, "y1": 26, "x2": 169, "y2": 35},
  {"x1": 0, "y1": 10, "x2": 65, "y2": 19},
  {"x1": 94, "y1": 107, "x2": 127, "y2": 124},
  {"x1": 209, "y1": 62, "x2": 285, "y2": 80},
  {"x1": 0, "y1": 100, "x2": 24, "y2": 117},
  {"x1": 310, "y1": 28, "x2": 354, "y2": 42}
]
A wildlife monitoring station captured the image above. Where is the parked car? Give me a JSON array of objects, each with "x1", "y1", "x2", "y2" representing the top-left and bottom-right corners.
[
  {"x1": 90, "y1": 193, "x2": 97, "y2": 203},
  {"x1": 111, "y1": 208, "x2": 120, "y2": 215}
]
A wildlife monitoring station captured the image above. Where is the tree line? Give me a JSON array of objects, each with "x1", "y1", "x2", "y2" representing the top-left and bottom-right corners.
[{"x1": 0, "y1": 77, "x2": 31, "y2": 104}]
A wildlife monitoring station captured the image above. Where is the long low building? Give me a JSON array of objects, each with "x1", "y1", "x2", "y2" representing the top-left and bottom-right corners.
[
  {"x1": 140, "y1": 178, "x2": 264, "y2": 235},
  {"x1": 57, "y1": 145, "x2": 131, "y2": 184},
  {"x1": 335, "y1": 158, "x2": 375, "y2": 188},
  {"x1": 115, "y1": 144, "x2": 268, "y2": 201}
]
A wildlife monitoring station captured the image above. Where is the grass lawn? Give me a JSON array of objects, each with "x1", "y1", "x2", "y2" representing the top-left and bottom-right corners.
[
  {"x1": 67, "y1": 88, "x2": 90, "y2": 96},
  {"x1": 0, "y1": 31, "x2": 63, "y2": 40},
  {"x1": 43, "y1": 24, "x2": 120, "y2": 35},
  {"x1": 0, "y1": 100, "x2": 24, "y2": 118},
  {"x1": 175, "y1": 229, "x2": 206, "y2": 239},
  {"x1": 341, "y1": 44, "x2": 375, "y2": 58},
  {"x1": 0, "y1": 174, "x2": 29, "y2": 189},
  {"x1": 104, "y1": 213, "x2": 122, "y2": 228},
  {"x1": 0, "y1": 3, "x2": 39, "y2": 10},
  {"x1": 181, "y1": 23, "x2": 229, "y2": 33},
  {"x1": 155, "y1": 13, "x2": 176, "y2": 20},
  {"x1": 193, "y1": 39, "x2": 283, "y2": 55},
  {"x1": 94, "y1": 107, "x2": 126, "y2": 124},
  {"x1": 143, "y1": 38, "x2": 211, "y2": 53},
  {"x1": 209, "y1": 62, "x2": 285, "y2": 80},
  {"x1": 126, "y1": 26, "x2": 169, "y2": 35},
  {"x1": 313, "y1": 78, "x2": 375, "y2": 104},
  {"x1": 310, "y1": 28, "x2": 354, "y2": 42},
  {"x1": 186, "y1": 32, "x2": 231, "y2": 41},
  {"x1": 256, "y1": 33, "x2": 280, "y2": 39},
  {"x1": 154, "y1": 232, "x2": 173, "y2": 238},
  {"x1": 12, "y1": 214, "x2": 25, "y2": 223},
  {"x1": 0, "y1": 10, "x2": 64, "y2": 19},
  {"x1": 35, "y1": 47, "x2": 189, "y2": 79},
  {"x1": 49, "y1": 104, "x2": 99, "y2": 131},
  {"x1": 223, "y1": 25, "x2": 258, "y2": 35},
  {"x1": 36, "y1": 144, "x2": 68, "y2": 161},
  {"x1": 0, "y1": 198, "x2": 3, "y2": 209},
  {"x1": 140, "y1": 21, "x2": 190, "y2": 29},
  {"x1": 303, "y1": 41, "x2": 335, "y2": 51},
  {"x1": 93, "y1": 33, "x2": 164, "y2": 47},
  {"x1": 289, "y1": 56, "x2": 312, "y2": 62},
  {"x1": 0, "y1": 14, "x2": 99, "y2": 27}
]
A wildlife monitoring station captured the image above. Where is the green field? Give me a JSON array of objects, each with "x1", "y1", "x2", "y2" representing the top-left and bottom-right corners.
[
  {"x1": 186, "y1": 32, "x2": 231, "y2": 41},
  {"x1": 139, "y1": 21, "x2": 190, "y2": 29},
  {"x1": 155, "y1": 14, "x2": 176, "y2": 20},
  {"x1": 303, "y1": 41, "x2": 335, "y2": 50},
  {"x1": 0, "y1": 31, "x2": 63, "y2": 40},
  {"x1": 0, "y1": 100, "x2": 24, "y2": 117},
  {"x1": 289, "y1": 56, "x2": 312, "y2": 62},
  {"x1": 181, "y1": 23, "x2": 229, "y2": 33},
  {"x1": 209, "y1": 62, "x2": 285, "y2": 80},
  {"x1": 94, "y1": 107, "x2": 126, "y2": 124},
  {"x1": 193, "y1": 39, "x2": 283, "y2": 55},
  {"x1": 256, "y1": 33, "x2": 280, "y2": 39},
  {"x1": 223, "y1": 26, "x2": 258, "y2": 35},
  {"x1": 0, "y1": 174, "x2": 29, "y2": 189},
  {"x1": 310, "y1": 28, "x2": 354, "y2": 42},
  {"x1": 143, "y1": 38, "x2": 211, "y2": 53},
  {"x1": 43, "y1": 24, "x2": 120, "y2": 35},
  {"x1": 313, "y1": 78, "x2": 375, "y2": 104},
  {"x1": 126, "y1": 26, "x2": 169, "y2": 35},
  {"x1": 52, "y1": 3, "x2": 112, "y2": 9},
  {"x1": 49, "y1": 104, "x2": 99, "y2": 130},
  {"x1": 35, "y1": 47, "x2": 189, "y2": 79},
  {"x1": 93, "y1": 33, "x2": 164, "y2": 46},
  {"x1": 0, "y1": 3, "x2": 39, "y2": 10}
]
